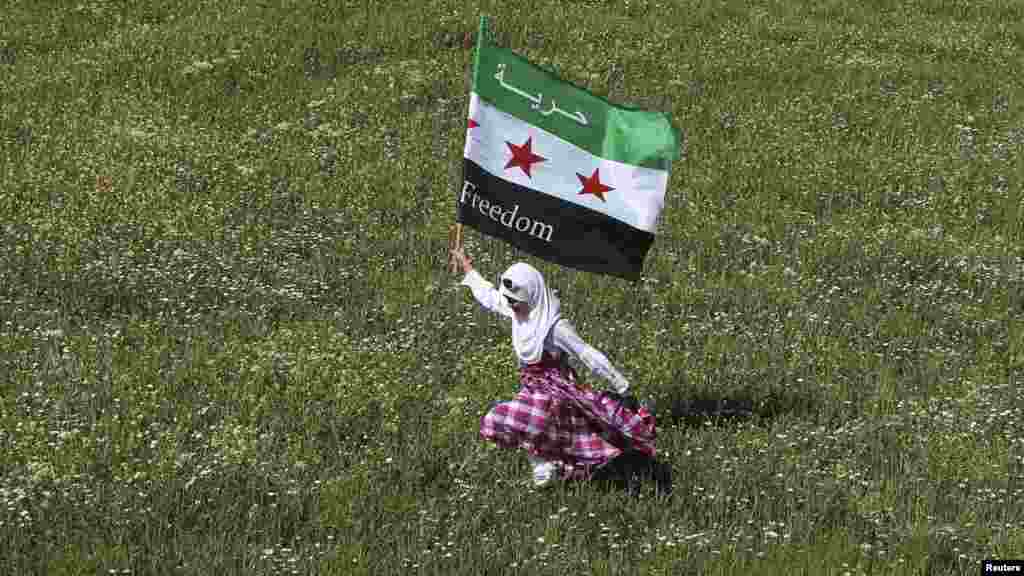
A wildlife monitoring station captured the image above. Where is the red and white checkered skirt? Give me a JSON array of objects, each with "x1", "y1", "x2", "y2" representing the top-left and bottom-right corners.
[{"x1": 479, "y1": 352, "x2": 656, "y2": 479}]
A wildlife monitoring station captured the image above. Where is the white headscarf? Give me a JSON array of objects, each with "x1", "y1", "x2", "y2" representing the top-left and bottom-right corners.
[{"x1": 499, "y1": 262, "x2": 561, "y2": 365}]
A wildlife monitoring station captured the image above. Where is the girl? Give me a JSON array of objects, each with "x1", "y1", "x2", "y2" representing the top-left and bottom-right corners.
[{"x1": 451, "y1": 247, "x2": 657, "y2": 488}]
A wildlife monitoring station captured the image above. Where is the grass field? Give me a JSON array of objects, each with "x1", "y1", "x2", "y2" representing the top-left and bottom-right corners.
[{"x1": 1, "y1": 1, "x2": 1023, "y2": 574}]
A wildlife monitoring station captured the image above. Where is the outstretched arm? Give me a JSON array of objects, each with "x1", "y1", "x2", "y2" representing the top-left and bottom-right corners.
[
  {"x1": 451, "y1": 248, "x2": 514, "y2": 319},
  {"x1": 552, "y1": 320, "x2": 630, "y2": 394}
]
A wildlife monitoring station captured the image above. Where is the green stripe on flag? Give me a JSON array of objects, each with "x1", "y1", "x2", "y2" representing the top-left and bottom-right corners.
[{"x1": 472, "y1": 16, "x2": 678, "y2": 170}]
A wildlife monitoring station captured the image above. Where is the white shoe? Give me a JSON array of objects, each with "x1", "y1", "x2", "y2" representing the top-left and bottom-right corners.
[{"x1": 529, "y1": 456, "x2": 558, "y2": 488}]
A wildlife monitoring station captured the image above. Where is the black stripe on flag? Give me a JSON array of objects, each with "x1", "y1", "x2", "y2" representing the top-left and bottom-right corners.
[{"x1": 458, "y1": 159, "x2": 653, "y2": 281}]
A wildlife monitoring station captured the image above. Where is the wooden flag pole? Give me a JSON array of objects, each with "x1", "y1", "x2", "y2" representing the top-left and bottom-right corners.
[
  {"x1": 448, "y1": 223, "x2": 463, "y2": 274},
  {"x1": 448, "y1": 224, "x2": 456, "y2": 273}
]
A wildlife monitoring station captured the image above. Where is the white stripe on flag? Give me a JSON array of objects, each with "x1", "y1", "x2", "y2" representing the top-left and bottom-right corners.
[{"x1": 465, "y1": 92, "x2": 667, "y2": 233}]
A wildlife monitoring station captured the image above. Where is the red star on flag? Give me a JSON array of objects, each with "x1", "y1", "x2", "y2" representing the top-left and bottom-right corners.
[
  {"x1": 577, "y1": 168, "x2": 614, "y2": 202},
  {"x1": 504, "y1": 136, "x2": 546, "y2": 178},
  {"x1": 468, "y1": 118, "x2": 479, "y2": 129}
]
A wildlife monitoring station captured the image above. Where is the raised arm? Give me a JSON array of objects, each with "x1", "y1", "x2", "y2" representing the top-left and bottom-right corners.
[
  {"x1": 551, "y1": 320, "x2": 630, "y2": 394},
  {"x1": 460, "y1": 269, "x2": 514, "y2": 319},
  {"x1": 452, "y1": 247, "x2": 515, "y2": 319}
]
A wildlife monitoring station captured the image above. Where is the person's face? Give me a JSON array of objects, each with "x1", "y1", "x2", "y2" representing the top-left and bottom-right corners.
[
  {"x1": 502, "y1": 277, "x2": 531, "y2": 317},
  {"x1": 507, "y1": 296, "x2": 529, "y2": 317}
]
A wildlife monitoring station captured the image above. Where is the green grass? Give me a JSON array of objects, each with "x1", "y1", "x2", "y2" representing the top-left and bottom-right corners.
[{"x1": 1, "y1": 0, "x2": 1023, "y2": 574}]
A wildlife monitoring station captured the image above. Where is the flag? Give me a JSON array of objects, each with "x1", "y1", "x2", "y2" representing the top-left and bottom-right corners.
[{"x1": 457, "y1": 16, "x2": 679, "y2": 281}]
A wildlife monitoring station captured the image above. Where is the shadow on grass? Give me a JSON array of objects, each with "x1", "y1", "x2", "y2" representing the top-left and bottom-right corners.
[
  {"x1": 586, "y1": 450, "x2": 674, "y2": 498},
  {"x1": 648, "y1": 386, "x2": 820, "y2": 429},
  {"x1": 574, "y1": 386, "x2": 821, "y2": 497}
]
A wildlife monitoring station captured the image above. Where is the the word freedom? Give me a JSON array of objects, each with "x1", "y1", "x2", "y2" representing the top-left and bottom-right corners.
[{"x1": 459, "y1": 181, "x2": 555, "y2": 243}]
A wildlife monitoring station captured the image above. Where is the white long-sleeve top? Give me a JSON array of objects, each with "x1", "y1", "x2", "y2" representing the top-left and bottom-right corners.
[{"x1": 460, "y1": 269, "x2": 630, "y2": 393}]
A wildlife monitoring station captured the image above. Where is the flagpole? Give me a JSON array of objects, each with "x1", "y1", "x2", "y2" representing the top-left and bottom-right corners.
[{"x1": 449, "y1": 223, "x2": 463, "y2": 274}]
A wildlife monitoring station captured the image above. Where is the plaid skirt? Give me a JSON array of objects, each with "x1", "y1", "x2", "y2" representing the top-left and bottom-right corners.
[{"x1": 479, "y1": 352, "x2": 656, "y2": 479}]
